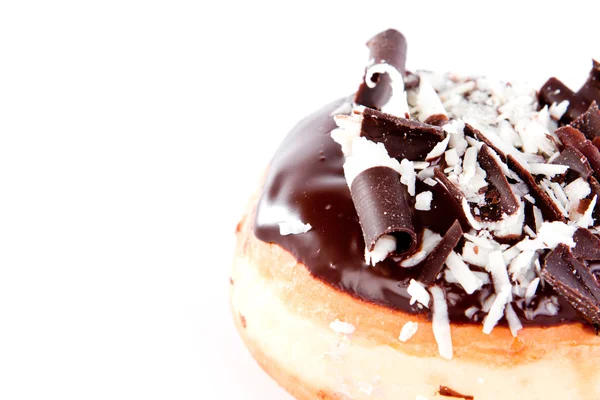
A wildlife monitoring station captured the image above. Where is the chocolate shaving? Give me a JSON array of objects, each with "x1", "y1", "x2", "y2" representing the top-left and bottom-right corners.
[
  {"x1": 538, "y1": 77, "x2": 582, "y2": 122},
  {"x1": 551, "y1": 145, "x2": 593, "y2": 179},
  {"x1": 418, "y1": 220, "x2": 463, "y2": 285},
  {"x1": 464, "y1": 123, "x2": 506, "y2": 161},
  {"x1": 361, "y1": 107, "x2": 445, "y2": 161},
  {"x1": 542, "y1": 244, "x2": 600, "y2": 326},
  {"x1": 539, "y1": 60, "x2": 600, "y2": 123},
  {"x1": 350, "y1": 166, "x2": 417, "y2": 255},
  {"x1": 506, "y1": 155, "x2": 565, "y2": 222},
  {"x1": 571, "y1": 101, "x2": 600, "y2": 141},
  {"x1": 355, "y1": 29, "x2": 407, "y2": 110},
  {"x1": 424, "y1": 114, "x2": 449, "y2": 127},
  {"x1": 477, "y1": 145, "x2": 519, "y2": 217},
  {"x1": 573, "y1": 228, "x2": 600, "y2": 261},
  {"x1": 555, "y1": 126, "x2": 600, "y2": 176},
  {"x1": 439, "y1": 385, "x2": 474, "y2": 400},
  {"x1": 576, "y1": 60, "x2": 600, "y2": 106},
  {"x1": 433, "y1": 169, "x2": 472, "y2": 231}
]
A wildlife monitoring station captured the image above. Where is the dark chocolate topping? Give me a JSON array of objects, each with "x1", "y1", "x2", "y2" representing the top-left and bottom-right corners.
[
  {"x1": 350, "y1": 166, "x2": 417, "y2": 254},
  {"x1": 439, "y1": 385, "x2": 474, "y2": 400},
  {"x1": 419, "y1": 220, "x2": 463, "y2": 285},
  {"x1": 355, "y1": 30, "x2": 407, "y2": 111},
  {"x1": 477, "y1": 145, "x2": 518, "y2": 218},
  {"x1": 571, "y1": 101, "x2": 600, "y2": 141},
  {"x1": 542, "y1": 244, "x2": 600, "y2": 326},
  {"x1": 551, "y1": 146, "x2": 593, "y2": 179},
  {"x1": 506, "y1": 155, "x2": 565, "y2": 222},
  {"x1": 361, "y1": 107, "x2": 445, "y2": 160},
  {"x1": 254, "y1": 98, "x2": 582, "y2": 326}
]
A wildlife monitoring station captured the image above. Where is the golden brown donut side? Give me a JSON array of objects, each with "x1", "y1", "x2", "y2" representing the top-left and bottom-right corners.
[{"x1": 230, "y1": 186, "x2": 600, "y2": 399}]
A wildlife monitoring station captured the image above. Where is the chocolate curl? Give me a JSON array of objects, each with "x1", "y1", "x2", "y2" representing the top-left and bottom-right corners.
[
  {"x1": 418, "y1": 220, "x2": 463, "y2": 285},
  {"x1": 542, "y1": 244, "x2": 600, "y2": 326},
  {"x1": 551, "y1": 145, "x2": 593, "y2": 179},
  {"x1": 361, "y1": 107, "x2": 445, "y2": 161},
  {"x1": 477, "y1": 145, "x2": 519, "y2": 216},
  {"x1": 350, "y1": 166, "x2": 417, "y2": 255},
  {"x1": 571, "y1": 101, "x2": 600, "y2": 141},
  {"x1": 555, "y1": 126, "x2": 600, "y2": 176},
  {"x1": 355, "y1": 29, "x2": 407, "y2": 111},
  {"x1": 464, "y1": 123, "x2": 506, "y2": 161},
  {"x1": 507, "y1": 155, "x2": 565, "y2": 222},
  {"x1": 573, "y1": 228, "x2": 600, "y2": 261}
]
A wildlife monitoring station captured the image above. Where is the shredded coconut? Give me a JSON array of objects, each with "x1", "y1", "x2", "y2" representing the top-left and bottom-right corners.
[
  {"x1": 399, "y1": 321, "x2": 419, "y2": 342},
  {"x1": 430, "y1": 286, "x2": 453, "y2": 359},
  {"x1": 415, "y1": 191, "x2": 433, "y2": 211},
  {"x1": 407, "y1": 279, "x2": 431, "y2": 308}
]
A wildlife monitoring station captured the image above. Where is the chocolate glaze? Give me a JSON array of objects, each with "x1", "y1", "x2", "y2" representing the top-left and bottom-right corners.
[{"x1": 254, "y1": 98, "x2": 583, "y2": 326}]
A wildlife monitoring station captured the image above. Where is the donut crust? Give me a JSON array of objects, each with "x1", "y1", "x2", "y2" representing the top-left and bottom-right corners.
[{"x1": 230, "y1": 189, "x2": 600, "y2": 399}]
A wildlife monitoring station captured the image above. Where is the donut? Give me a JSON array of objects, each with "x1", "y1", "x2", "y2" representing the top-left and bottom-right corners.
[{"x1": 230, "y1": 29, "x2": 600, "y2": 400}]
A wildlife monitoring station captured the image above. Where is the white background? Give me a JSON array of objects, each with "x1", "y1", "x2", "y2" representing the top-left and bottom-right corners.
[{"x1": 0, "y1": 1, "x2": 598, "y2": 399}]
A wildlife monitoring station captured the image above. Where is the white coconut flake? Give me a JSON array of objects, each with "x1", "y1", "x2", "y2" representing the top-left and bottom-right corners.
[
  {"x1": 463, "y1": 232, "x2": 495, "y2": 249},
  {"x1": 430, "y1": 286, "x2": 453, "y2": 360},
  {"x1": 329, "y1": 319, "x2": 355, "y2": 335},
  {"x1": 533, "y1": 206, "x2": 544, "y2": 232},
  {"x1": 549, "y1": 100, "x2": 570, "y2": 120},
  {"x1": 401, "y1": 230, "x2": 442, "y2": 267},
  {"x1": 407, "y1": 279, "x2": 431, "y2": 308},
  {"x1": 578, "y1": 195, "x2": 597, "y2": 228},
  {"x1": 462, "y1": 241, "x2": 491, "y2": 267},
  {"x1": 279, "y1": 220, "x2": 312, "y2": 235},
  {"x1": 416, "y1": 396, "x2": 430, "y2": 400},
  {"x1": 462, "y1": 199, "x2": 482, "y2": 230},
  {"x1": 423, "y1": 177, "x2": 438, "y2": 187},
  {"x1": 417, "y1": 75, "x2": 447, "y2": 122},
  {"x1": 502, "y1": 245, "x2": 521, "y2": 264},
  {"x1": 537, "y1": 221, "x2": 576, "y2": 248},
  {"x1": 343, "y1": 137, "x2": 401, "y2": 185},
  {"x1": 399, "y1": 158, "x2": 417, "y2": 196},
  {"x1": 505, "y1": 303, "x2": 523, "y2": 337},
  {"x1": 415, "y1": 191, "x2": 433, "y2": 211},
  {"x1": 564, "y1": 178, "x2": 591, "y2": 205},
  {"x1": 365, "y1": 235, "x2": 396, "y2": 266},
  {"x1": 525, "y1": 277, "x2": 541, "y2": 306},
  {"x1": 445, "y1": 251, "x2": 483, "y2": 294},
  {"x1": 528, "y1": 163, "x2": 568, "y2": 177},
  {"x1": 399, "y1": 321, "x2": 419, "y2": 342},
  {"x1": 425, "y1": 135, "x2": 450, "y2": 161},
  {"x1": 445, "y1": 148, "x2": 460, "y2": 167},
  {"x1": 482, "y1": 285, "x2": 511, "y2": 334},
  {"x1": 412, "y1": 161, "x2": 430, "y2": 170},
  {"x1": 486, "y1": 251, "x2": 511, "y2": 296},
  {"x1": 508, "y1": 250, "x2": 535, "y2": 279}
]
